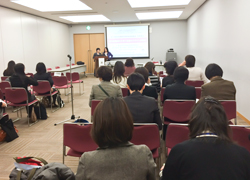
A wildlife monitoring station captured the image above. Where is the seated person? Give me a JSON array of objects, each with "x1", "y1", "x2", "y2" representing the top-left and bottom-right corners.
[
  {"x1": 162, "y1": 61, "x2": 178, "y2": 87},
  {"x1": 201, "y1": 63, "x2": 236, "y2": 100},
  {"x1": 111, "y1": 61, "x2": 127, "y2": 88},
  {"x1": 162, "y1": 96, "x2": 250, "y2": 180},
  {"x1": 76, "y1": 97, "x2": 156, "y2": 180},
  {"x1": 89, "y1": 66, "x2": 122, "y2": 107},
  {"x1": 123, "y1": 73, "x2": 162, "y2": 130},
  {"x1": 124, "y1": 58, "x2": 136, "y2": 77},
  {"x1": 163, "y1": 67, "x2": 196, "y2": 101},
  {"x1": 179, "y1": 55, "x2": 208, "y2": 83},
  {"x1": 144, "y1": 62, "x2": 161, "y2": 92},
  {"x1": 34, "y1": 62, "x2": 57, "y2": 106},
  {"x1": 3, "y1": 60, "x2": 15, "y2": 76},
  {"x1": 0, "y1": 99, "x2": 7, "y2": 123}
]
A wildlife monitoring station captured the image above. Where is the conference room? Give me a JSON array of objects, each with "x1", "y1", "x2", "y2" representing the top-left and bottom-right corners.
[{"x1": 0, "y1": 0, "x2": 250, "y2": 179}]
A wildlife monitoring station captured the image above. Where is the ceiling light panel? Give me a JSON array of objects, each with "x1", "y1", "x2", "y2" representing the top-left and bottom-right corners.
[
  {"x1": 128, "y1": 0, "x2": 191, "y2": 8},
  {"x1": 11, "y1": 0, "x2": 92, "y2": 12},
  {"x1": 60, "y1": 15, "x2": 110, "y2": 22},
  {"x1": 136, "y1": 11, "x2": 183, "y2": 20}
]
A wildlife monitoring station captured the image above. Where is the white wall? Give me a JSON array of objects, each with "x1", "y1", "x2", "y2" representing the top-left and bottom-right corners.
[
  {"x1": 0, "y1": 7, "x2": 70, "y2": 74},
  {"x1": 69, "y1": 21, "x2": 187, "y2": 65},
  {"x1": 187, "y1": 0, "x2": 250, "y2": 119}
]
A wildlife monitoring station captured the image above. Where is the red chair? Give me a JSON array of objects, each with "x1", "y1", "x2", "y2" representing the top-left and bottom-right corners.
[
  {"x1": 25, "y1": 73, "x2": 34, "y2": 77},
  {"x1": 91, "y1": 100, "x2": 101, "y2": 116},
  {"x1": 220, "y1": 100, "x2": 237, "y2": 124},
  {"x1": 33, "y1": 81, "x2": 59, "y2": 113},
  {"x1": 159, "y1": 71, "x2": 164, "y2": 76},
  {"x1": 72, "y1": 63, "x2": 75, "y2": 66},
  {"x1": 230, "y1": 125, "x2": 250, "y2": 153},
  {"x1": 55, "y1": 66, "x2": 60, "y2": 69},
  {"x1": 1, "y1": 76, "x2": 9, "y2": 81},
  {"x1": 160, "y1": 88, "x2": 165, "y2": 106},
  {"x1": 0, "y1": 81, "x2": 11, "y2": 96},
  {"x1": 66, "y1": 64, "x2": 70, "y2": 67},
  {"x1": 163, "y1": 100, "x2": 196, "y2": 124},
  {"x1": 121, "y1": 88, "x2": 128, "y2": 97},
  {"x1": 52, "y1": 76, "x2": 71, "y2": 102},
  {"x1": 195, "y1": 87, "x2": 201, "y2": 99},
  {"x1": 63, "y1": 123, "x2": 98, "y2": 163},
  {"x1": 47, "y1": 68, "x2": 52, "y2": 71},
  {"x1": 131, "y1": 123, "x2": 161, "y2": 166},
  {"x1": 165, "y1": 124, "x2": 189, "y2": 155},
  {"x1": 66, "y1": 72, "x2": 84, "y2": 95},
  {"x1": 160, "y1": 74, "x2": 167, "y2": 78},
  {"x1": 5, "y1": 87, "x2": 39, "y2": 126},
  {"x1": 185, "y1": 80, "x2": 204, "y2": 87}
]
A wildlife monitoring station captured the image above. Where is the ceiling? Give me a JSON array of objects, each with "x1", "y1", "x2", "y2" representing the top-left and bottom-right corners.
[{"x1": 0, "y1": 0, "x2": 207, "y2": 24}]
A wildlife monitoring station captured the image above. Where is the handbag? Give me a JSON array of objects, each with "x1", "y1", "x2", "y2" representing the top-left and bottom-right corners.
[
  {"x1": 0, "y1": 129, "x2": 6, "y2": 142},
  {"x1": 1, "y1": 119, "x2": 18, "y2": 142},
  {"x1": 34, "y1": 103, "x2": 47, "y2": 120},
  {"x1": 30, "y1": 107, "x2": 37, "y2": 123}
]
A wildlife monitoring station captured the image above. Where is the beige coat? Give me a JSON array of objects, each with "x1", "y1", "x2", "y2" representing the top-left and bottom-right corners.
[{"x1": 89, "y1": 81, "x2": 122, "y2": 107}]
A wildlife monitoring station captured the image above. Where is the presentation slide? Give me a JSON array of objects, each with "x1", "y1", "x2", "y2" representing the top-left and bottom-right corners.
[{"x1": 106, "y1": 25, "x2": 149, "y2": 59}]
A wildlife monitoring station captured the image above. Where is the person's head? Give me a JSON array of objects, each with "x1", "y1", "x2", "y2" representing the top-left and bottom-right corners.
[
  {"x1": 185, "y1": 55, "x2": 196, "y2": 67},
  {"x1": 135, "y1": 67, "x2": 149, "y2": 83},
  {"x1": 144, "y1": 62, "x2": 155, "y2": 74},
  {"x1": 104, "y1": 47, "x2": 109, "y2": 53},
  {"x1": 189, "y1": 96, "x2": 232, "y2": 143},
  {"x1": 164, "y1": 61, "x2": 178, "y2": 75},
  {"x1": 113, "y1": 61, "x2": 125, "y2": 83},
  {"x1": 36, "y1": 62, "x2": 46, "y2": 74},
  {"x1": 91, "y1": 97, "x2": 133, "y2": 148},
  {"x1": 96, "y1": 48, "x2": 100, "y2": 53},
  {"x1": 14, "y1": 63, "x2": 25, "y2": 75},
  {"x1": 205, "y1": 63, "x2": 223, "y2": 80},
  {"x1": 127, "y1": 73, "x2": 145, "y2": 92},
  {"x1": 5, "y1": 60, "x2": 15, "y2": 75},
  {"x1": 97, "y1": 66, "x2": 112, "y2": 81},
  {"x1": 173, "y1": 66, "x2": 189, "y2": 82},
  {"x1": 125, "y1": 58, "x2": 134, "y2": 67}
]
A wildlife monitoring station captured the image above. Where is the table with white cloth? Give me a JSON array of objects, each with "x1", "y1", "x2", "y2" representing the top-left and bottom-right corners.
[{"x1": 48, "y1": 65, "x2": 86, "y2": 76}]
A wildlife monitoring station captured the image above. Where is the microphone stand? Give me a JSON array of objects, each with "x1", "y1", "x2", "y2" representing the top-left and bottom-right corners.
[{"x1": 54, "y1": 55, "x2": 80, "y2": 125}]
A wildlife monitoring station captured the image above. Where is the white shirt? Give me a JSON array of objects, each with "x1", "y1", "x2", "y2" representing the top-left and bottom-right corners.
[
  {"x1": 187, "y1": 67, "x2": 209, "y2": 83},
  {"x1": 111, "y1": 76, "x2": 127, "y2": 88}
]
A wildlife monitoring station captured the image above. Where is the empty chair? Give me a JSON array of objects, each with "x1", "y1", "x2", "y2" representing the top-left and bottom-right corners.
[
  {"x1": 5, "y1": 87, "x2": 39, "y2": 126},
  {"x1": 185, "y1": 80, "x2": 204, "y2": 87},
  {"x1": 1, "y1": 76, "x2": 9, "y2": 81},
  {"x1": 121, "y1": 88, "x2": 128, "y2": 97},
  {"x1": 52, "y1": 76, "x2": 71, "y2": 102},
  {"x1": 47, "y1": 68, "x2": 52, "y2": 71},
  {"x1": 230, "y1": 125, "x2": 250, "y2": 153},
  {"x1": 63, "y1": 123, "x2": 98, "y2": 164},
  {"x1": 66, "y1": 72, "x2": 84, "y2": 95},
  {"x1": 72, "y1": 63, "x2": 75, "y2": 66},
  {"x1": 163, "y1": 100, "x2": 196, "y2": 124},
  {"x1": 91, "y1": 100, "x2": 101, "y2": 116},
  {"x1": 0, "y1": 81, "x2": 11, "y2": 96},
  {"x1": 195, "y1": 87, "x2": 201, "y2": 99},
  {"x1": 165, "y1": 124, "x2": 189, "y2": 155},
  {"x1": 220, "y1": 100, "x2": 237, "y2": 124},
  {"x1": 55, "y1": 66, "x2": 60, "y2": 69},
  {"x1": 66, "y1": 64, "x2": 70, "y2": 67}
]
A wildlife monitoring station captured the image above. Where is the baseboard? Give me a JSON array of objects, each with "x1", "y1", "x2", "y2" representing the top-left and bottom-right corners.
[{"x1": 237, "y1": 112, "x2": 250, "y2": 125}]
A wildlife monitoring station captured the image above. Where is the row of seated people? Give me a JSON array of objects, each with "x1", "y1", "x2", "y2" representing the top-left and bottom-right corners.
[{"x1": 75, "y1": 96, "x2": 250, "y2": 180}]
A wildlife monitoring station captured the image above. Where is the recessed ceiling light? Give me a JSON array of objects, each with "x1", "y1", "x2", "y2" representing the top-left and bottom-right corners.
[
  {"x1": 128, "y1": 0, "x2": 191, "y2": 8},
  {"x1": 11, "y1": 0, "x2": 92, "y2": 12},
  {"x1": 60, "y1": 15, "x2": 110, "y2": 22},
  {"x1": 136, "y1": 11, "x2": 183, "y2": 20}
]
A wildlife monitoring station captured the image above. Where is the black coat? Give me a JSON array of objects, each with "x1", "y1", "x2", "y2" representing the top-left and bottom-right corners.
[
  {"x1": 34, "y1": 73, "x2": 54, "y2": 87},
  {"x1": 162, "y1": 75, "x2": 175, "y2": 88}
]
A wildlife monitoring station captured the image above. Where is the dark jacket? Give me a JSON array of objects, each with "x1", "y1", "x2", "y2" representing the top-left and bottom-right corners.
[
  {"x1": 3, "y1": 70, "x2": 14, "y2": 76},
  {"x1": 163, "y1": 82, "x2": 196, "y2": 101},
  {"x1": 34, "y1": 72, "x2": 54, "y2": 87},
  {"x1": 162, "y1": 75, "x2": 175, "y2": 87},
  {"x1": 123, "y1": 91, "x2": 162, "y2": 130},
  {"x1": 128, "y1": 86, "x2": 158, "y2": 99}
]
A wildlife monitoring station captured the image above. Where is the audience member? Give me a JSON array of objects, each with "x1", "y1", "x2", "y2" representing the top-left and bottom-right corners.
[
  {"x1": 124, "y1": 58, "x2": 136, "y2": 76},
  {"x1": 0, "y1": 99, "x2": 7, "y2": 123},
  {"x1": 111, "y1": 61, "x2": 127, "y2": 88},
  {"x1": 9, "y1": 63, "x2": 38, "y2": 116},
  {"x1": 201, "y1": 63, "x2": 236, "y2": 100},
  {"x1": 133, "y1": 67, "x2": 158, "y2": 99},
  {"x1": 163, "y1": 66, "x2": 196, "y2": 101},
  {"x1": 162, "y1": 96, "x2": 250, "y2": 180},
  {"x1": 34, "y1": 62, "x2": 57, "y2": 106},
  {"x1": 103, "y1": 47, "x2": 113, "y2": 60},
  {"x1": 144, "y1": 62, "x2": 161, "y2": 92},
  {"x1": 3, "y1": 60, "x2": 15, "y2": 76},
  {"x1": 89, "y1": 66, "x2": 122, "y2": 107},
  {"x1": 162, "y1": 61, "x2": 178, "y2": 87},
  {"x1": 76, "y1": 97, "x2": 156, "y2": 180},
  {"x1": 123, "y1": 73, "x2": 162, "y2": 130},
  {"x1": 179, "y1": 55, "x2": 208, "y2": 83}
]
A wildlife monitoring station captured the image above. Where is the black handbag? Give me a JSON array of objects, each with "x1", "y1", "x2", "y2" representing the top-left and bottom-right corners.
[
  {"x1": 0, "y1": 119, "x2": 18, "y2": 142},
  {"x1": 34, "y1": 103, "x2": 47, "y2": 120}
]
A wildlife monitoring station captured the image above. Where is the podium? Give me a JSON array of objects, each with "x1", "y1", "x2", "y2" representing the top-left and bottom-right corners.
[{"x1": 94, "y1": 56, "x2": 109, "y2": 70}]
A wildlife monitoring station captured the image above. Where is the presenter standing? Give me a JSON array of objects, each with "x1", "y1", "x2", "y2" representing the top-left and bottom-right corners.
[
  {"x1": 103, "y1": 47, "x2": 113, "y2": 60},
  {"x1": 93, "y1": 48, "x2": 102, "y2": 59}
]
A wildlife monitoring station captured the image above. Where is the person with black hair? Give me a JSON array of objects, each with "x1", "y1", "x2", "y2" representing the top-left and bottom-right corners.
[
  {"x1": 144, "y1": 62, "x2": 161, "y2": 93},
  {"x1": 123, "y1": 73, "x2": 162, "y2": 130},
  {"x1": 162, "y1": 97, "x2": 250, "y2": 180},
  {"x1": 89, "y1": 66, "x2": 122, "y2": 107},
  {"x1": 111, "y1": 61, "x2": 127, "y2": 88},
  {"x1": 162, "y1": 61, "x2": 178, "y2": 87},
  {"x1": 103, "y1": 47, "x2": 113, "y2": 60},
  {"x1": 124, "y1": 58, "x2": 136, "y2": 76},
  {"x1": 92, "y1": 48, "x2": 102, "y2": 59},
  {"x1": 3, "y1": 60, "x2": 15, "y2": 76},
  {"x1": 201, "y1": 63, "x2": 236, "y2": 100},
  {"x1": 179, "y1": 55, "x2": 208, "y2": 83}
]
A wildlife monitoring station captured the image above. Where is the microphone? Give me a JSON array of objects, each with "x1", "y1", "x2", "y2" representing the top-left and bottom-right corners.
[{"x1": 67, "y1": 55, "x2": 72, "y2": 59}]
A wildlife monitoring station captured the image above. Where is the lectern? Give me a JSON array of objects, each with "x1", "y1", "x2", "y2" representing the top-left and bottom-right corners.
[{"x1": 94, "y1": 56, "x2": 109, "y2": 77}]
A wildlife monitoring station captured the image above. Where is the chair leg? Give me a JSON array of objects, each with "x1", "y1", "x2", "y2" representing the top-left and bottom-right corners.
[{"x1": 63, "y1": 145, "x2": 66, "y2": 164}]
